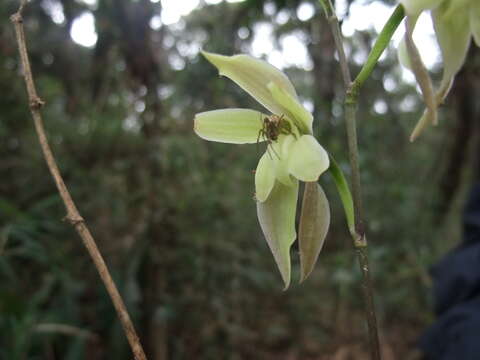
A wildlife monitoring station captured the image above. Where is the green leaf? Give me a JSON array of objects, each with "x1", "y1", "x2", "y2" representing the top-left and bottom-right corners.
[
  {"x1": 299, "y1": 182, "x2": 330, "y2": 282},
  {"x1": 256, "y1": 180, "x2": 299, "y2": 289}
]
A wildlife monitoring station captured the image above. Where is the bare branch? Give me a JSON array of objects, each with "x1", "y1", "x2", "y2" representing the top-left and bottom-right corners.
[
  {"x1": 33, "y1": 323, "x2": 100, "y2": 341},
  {"x1": 10, "y1": 3, "x2": 148, "y2": 360}
]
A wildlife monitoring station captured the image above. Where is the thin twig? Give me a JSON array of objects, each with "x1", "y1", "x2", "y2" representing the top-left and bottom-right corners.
[
  {"x1": 10, "y1": 3, "x2": 147, "y2": 360},
  {"x1": 33, "y1": 323, "x2": 100, "y2": 341},
  {"x1": 319, "y1": 1, "x2": 381, "y2": 359},
  {"x1": 318, "y1": 0, "x2": 351, "y2": 89}
]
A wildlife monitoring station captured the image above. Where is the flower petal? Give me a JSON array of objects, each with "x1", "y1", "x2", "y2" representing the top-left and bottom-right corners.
[
  {"x1": 471, "y1": 1, "x2": 480, "y2": 46},
  {"x1": 268, "y1": 82, "x2": 313, "y2": 134},
  {"x1": 288, "y1": 135, "x2": 329, "y2": 182},
  {"x1": 255, "y1": 153, "x2": 276, "y2": 202},
  {"x1": 270, "y1": 135, "x2": 296, "y2": 187},
  {"x1": 432, "y1": 4, "x2": 472, "y2": 90},
  {"x1": 399, "y1": 0, "x2": 442, "y2": 16},
  {"x1": 194, "y1": 108, "x2": 266, "y2": 144},
  {"x1": 202, "y1": 51, "x2": 298, "y2": 117},
  {"x1": 397, "y1": 15, "x2": 420, "y2": 71},
  {"x1": 398, "y1": 37, "x2": 412, "y2": 70},
  {"x1": 403, "y1": 16, "x2": 438, "y2": 132},
  {"x1": 299, "y1": 182, "x2": 330, "y2": 282},
  {"x1": 256, "y1": 180, "x2": 299, "y2": 289}
]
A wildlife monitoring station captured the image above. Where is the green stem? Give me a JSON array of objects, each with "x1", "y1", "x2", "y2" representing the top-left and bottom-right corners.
[
  {"x1": 344, "y1": 100, "x2": 365, "y2": 246},
  {"x1": 328, "y1": 155, "x2": 355, "y2": 235},
  {"x1": 318, "y1": 2, "x2": 407, "y2": 360},
  {"x1": 349, "y1": 5, "x2": 405, "y2": 99}
]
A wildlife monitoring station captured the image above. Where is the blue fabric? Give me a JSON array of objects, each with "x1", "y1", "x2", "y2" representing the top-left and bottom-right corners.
[{"x1": 419, "y1": 184, "x2": 480, "y2": 360}]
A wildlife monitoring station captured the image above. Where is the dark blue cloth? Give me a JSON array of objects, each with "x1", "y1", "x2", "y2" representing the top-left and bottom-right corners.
[{"x1": 419, "y1": 184, "x2": 480, "y2": 360}]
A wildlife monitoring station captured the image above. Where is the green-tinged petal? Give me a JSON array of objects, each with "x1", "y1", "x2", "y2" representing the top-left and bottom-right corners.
[
  {"x1": 299, "y1": 182, "x2": 330, "y2": 282},
  {"x1": 408, "y1": 2, "x2": 473, "y2": 141},
  {"x1": 194, "y1": 108, "x2": 265, "y2": 144},
  {"x1": 443, "y1": 0, "x2": 473, "y2": 17},
  {"x1": 432, "y1": 4, "x2": 471, "y2": 90},
  {"x1": 399, "y1": 0, "x2": 442, "y2": 16},
  {"x1": 397, "y1": 15, "x2": 420, "y2": 70},
  {"x1": 255, "y1": 153, "x2": 275, "y2": 202},
  {"x1": 270, "y1": 135, "x2": 296, "y2": 187},
  {"x1": 202, "y1": 51, "x2": 298, "y2": 117},
  {"x1": 409, "y1": 69, "x2": 454, "y2": 141},
  {"x1": 268, "y1": 82, "x2": 313, "y2": 134},
  {"x1": 410, "y1": 110, "x2": 431, "y2": 142},
  {"x1": 288, "y1": 135, "x2": 329, "y2": 182},
  {"x1": 404, "y1": 17, "x2": 438, "y2": 127},
  {"x1": 471, "y1": 1, "x2": 480, "y2": 46},
  {"x1": 256, "y1": 180, "x2": 299, "y2": 289},
  {"x1": 398, "y1": 37, "x2": 412, "y2": 70}
]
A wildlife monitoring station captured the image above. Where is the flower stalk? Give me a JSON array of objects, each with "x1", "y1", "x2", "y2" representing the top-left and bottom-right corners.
[
  {"x1": 319, "y1": 1, "x2": 405, "y2": 360},
  {"x1": 349, "y1": 5, "x2": 405, "y2": 99}
]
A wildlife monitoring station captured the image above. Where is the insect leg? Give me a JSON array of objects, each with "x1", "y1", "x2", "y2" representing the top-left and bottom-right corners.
[
  {"x1": 265, "y1": 140, "x2": 274, "y2": 159},
  {"x1": 268, "y1": 141, "x2": 281, "y2": 160}
]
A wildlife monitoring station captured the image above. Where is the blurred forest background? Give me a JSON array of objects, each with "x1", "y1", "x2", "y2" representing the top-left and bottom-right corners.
[{"x1": 1, "y1": 0, "x2": 480, "y2": 359}]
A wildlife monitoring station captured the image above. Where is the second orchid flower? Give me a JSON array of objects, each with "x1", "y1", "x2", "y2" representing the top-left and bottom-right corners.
[{"x1": 399, "y1": 0, "x2": 480, "y2": 140}]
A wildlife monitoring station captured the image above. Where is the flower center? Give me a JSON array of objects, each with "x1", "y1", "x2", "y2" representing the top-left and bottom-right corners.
[{"x1": 259, "y1": 114, "x2": 297, "y2": 144}]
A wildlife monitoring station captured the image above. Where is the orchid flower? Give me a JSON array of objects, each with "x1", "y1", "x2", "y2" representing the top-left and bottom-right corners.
[
  {"x1": 398, "y1": 0, "x2": 480, "y2": 140},
  {"x1": 194, "y1": 52, "x2": 330, "y2": 288}
]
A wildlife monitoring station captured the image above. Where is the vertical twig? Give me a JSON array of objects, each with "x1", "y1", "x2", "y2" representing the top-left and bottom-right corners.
[
  {"x1": 10, "y1": 3, "x2": 148, "y2": 360},
  {"x1": 319, "y1": 1, "x2": 382, "y2": 359},
  {"x1": 318, "y1": 0, "x2": 351, "y2": 88}
]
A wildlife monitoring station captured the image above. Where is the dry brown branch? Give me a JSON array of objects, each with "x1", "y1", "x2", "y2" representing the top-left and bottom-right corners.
[{"x1": 10, "y1": 2, "x2": 147, "y2": 359}]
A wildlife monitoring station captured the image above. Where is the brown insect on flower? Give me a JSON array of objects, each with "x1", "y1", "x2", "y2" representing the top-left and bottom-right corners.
[{"x1": 257, "y1": 114, "x2": 295, "y2": 159}]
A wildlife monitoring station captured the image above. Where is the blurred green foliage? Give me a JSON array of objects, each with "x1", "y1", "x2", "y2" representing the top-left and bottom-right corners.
[{"x1": 1, "y1": 0, "x2": 479, "y2": 358}]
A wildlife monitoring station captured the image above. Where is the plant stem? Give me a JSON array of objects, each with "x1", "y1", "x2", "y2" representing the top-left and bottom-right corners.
[
  {"x1": 318, "y1": 2, "x2": 405, "y2": 360},
  {"x1": 319, "y1": 0, "x2": 351, "y2": 88},
  {"x1": 349, "y1": 5, "x2": 405, "y2": 99},
  {"x1": 11, "y1": 3, "x2": 147, "y2": 360},
  {"x1": 328, "y1": 155, "x2": 354, "y2": 235}
]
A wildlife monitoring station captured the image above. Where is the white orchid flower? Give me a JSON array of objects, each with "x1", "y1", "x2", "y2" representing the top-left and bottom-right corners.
[
  {"x1": 398, "y1": 0, "x2": 480, "y2": 140},
  {"x1": 194, "y1": 52, "x2": 330, "y2": 287}
]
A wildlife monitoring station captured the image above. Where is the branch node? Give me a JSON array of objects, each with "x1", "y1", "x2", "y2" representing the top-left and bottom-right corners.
[
  {"x1": 345, "y1": 85, "x2": 358, "y2": 105},
  {"x1": 30, "y1": 97, "x2": 45, "y2": 110},
  {"x1": 10, "y1": 13, "x2": 23, "y2": 24},
  {"x1": 64, "y1": 215, "x2": 85, "y2": 226},
  {"x1": 354, "y1": 234, "x2": 367, "y2": 248}
]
